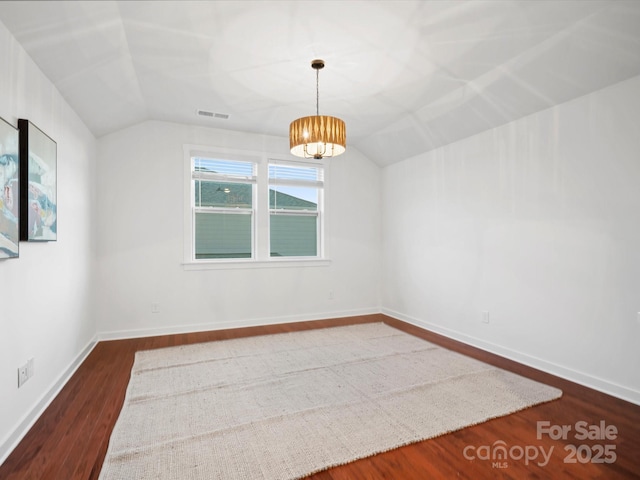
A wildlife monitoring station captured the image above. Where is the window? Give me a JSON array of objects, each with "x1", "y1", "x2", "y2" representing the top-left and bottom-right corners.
[
  {"x1": 192, "y1": 157, "x2": 256, "y2": 259},
  {"x1": 184, "y1": 146, "x2": 326, "y2": 267},
  {"x1": 269, "y1": 162, "x2": 322, "y2": 257}
]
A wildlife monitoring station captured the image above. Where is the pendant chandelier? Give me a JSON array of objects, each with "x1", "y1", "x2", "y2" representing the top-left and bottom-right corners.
[{"x1": 289, "y1": 59, "x2": 346, "y2": 159}]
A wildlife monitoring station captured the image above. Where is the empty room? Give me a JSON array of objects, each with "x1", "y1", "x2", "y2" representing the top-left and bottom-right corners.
[{"x1": 0, "y1": 1, "x2": 639, "y2": 478}]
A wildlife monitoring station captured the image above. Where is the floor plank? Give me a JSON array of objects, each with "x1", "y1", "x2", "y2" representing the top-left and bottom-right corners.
[{"x1": 1, "y1": 313, "x2": 638, "y2": 479}]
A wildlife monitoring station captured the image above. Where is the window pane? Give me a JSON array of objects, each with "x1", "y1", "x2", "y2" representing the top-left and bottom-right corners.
[
  {"x1": 269, "y1": 163, "x2": 321, "y2": 182},
  {"x1": 195, "y1": 181, "x2": 252, "y2": 208},
  {"x1": 195, "y1": 212, "x2": 251, "y2": 259},
  {"x1": 269, "y1": 186, "x2": 317, "y2": 211},
  {"x1": 270, "y1": 214, "x2": 317, "y2": 257},
  {"x1": 194, "y1": 158, "x2": 253, "y2": 177}
]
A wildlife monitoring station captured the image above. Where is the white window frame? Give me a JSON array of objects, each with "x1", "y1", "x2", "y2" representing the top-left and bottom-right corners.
[{"x1": 183, "y1": 144, "x2": 330, "y2": 270}]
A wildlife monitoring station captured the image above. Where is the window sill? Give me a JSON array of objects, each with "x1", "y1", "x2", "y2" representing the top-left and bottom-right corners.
[{"x1": 182, "y1": 258, "x2": 332, "y2": 271}]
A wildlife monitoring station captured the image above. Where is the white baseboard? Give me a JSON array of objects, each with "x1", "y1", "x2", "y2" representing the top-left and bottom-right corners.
[
  {"x1": 98, "y1": 308, "x2": 382, "y2": 341},
  {"x1": 382, "y1": 308, "x2": 640, "y2": 406},
  {"x1": 0, "y1": 336, "x2": 98, "y2": 466}
]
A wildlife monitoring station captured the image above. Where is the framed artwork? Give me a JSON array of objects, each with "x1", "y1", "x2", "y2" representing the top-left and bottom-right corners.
[
  {"x1": 19, "y1": 119, "x2": 57, "y2": 241},
  {"x1": 0, "y1": 116, "x2": 20, "y2": 259}
]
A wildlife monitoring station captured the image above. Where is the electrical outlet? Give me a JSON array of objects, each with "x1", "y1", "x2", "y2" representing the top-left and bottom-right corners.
[
  {"x1": 482, "y1": 311, "x2": 490, "y2": 324},
  {"x1": 18, "y1": 364, "x2": 28, "y2": 388},
  {"x1": 18, "y1": 358, "x2": 35, "y2": 387},
  {"x1": 328, "y1": 290, "x2": 334, "y2": 300},
  {"x1": 151, "y1": 302, "x2": 160, "y2": 313}
]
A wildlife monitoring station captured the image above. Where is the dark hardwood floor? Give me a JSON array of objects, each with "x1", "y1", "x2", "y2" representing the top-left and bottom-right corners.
[{"x1": 1, "y1": 313, "x2": 638, "y2": 479}]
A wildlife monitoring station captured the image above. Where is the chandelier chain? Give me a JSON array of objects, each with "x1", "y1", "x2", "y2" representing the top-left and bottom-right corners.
[{"x1": 316, "y1": 68, "x2": 320, "y2": 116}]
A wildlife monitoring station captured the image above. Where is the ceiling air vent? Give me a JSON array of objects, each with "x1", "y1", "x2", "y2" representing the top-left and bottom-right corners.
[{"x1": 197, "y1": 109, "x2": 229, "y2": 120}]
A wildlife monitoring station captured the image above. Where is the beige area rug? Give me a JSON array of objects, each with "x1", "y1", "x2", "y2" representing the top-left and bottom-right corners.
[{"x1": 99, "y1": 323, "x2": 562, "y2": 479}]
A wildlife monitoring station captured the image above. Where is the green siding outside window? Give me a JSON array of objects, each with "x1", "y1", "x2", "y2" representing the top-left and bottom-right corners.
[
  {"x1": 195, "y1": 212, "x2": 251, "y2": 259},
  {"x1": 270, "y1": 214, "x2": 317, "y2": 257}
]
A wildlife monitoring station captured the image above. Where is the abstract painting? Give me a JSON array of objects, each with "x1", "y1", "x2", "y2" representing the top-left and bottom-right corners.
[
  {"x1": 19, "y1": 119, "x2": 57, "y2": 241},
  {"x1": 0, "y1": 116, "x2": 20, "y2": 259}
]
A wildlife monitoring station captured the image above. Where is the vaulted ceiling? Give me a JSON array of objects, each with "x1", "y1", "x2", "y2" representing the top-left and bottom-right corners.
[{"x1": 1, "y1": 1, "x2": 639, "y2": 166}]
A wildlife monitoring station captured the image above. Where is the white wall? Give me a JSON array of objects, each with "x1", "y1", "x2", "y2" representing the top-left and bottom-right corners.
[
  {"x1": 0, "y1": 21, "x2": 97, "y2": 461},
  {"x1": 382, "y1": 75, "x2": 640, "y2": 405},
  {"x1": 95, "y1": 121, "x2": 381, "y2": 337}
]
